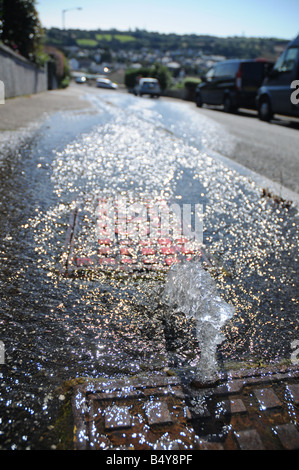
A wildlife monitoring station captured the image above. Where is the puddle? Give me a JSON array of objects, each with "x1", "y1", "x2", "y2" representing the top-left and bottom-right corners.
[{"x1": 0, "y1": 92, "x2": 298, "y2": 449}]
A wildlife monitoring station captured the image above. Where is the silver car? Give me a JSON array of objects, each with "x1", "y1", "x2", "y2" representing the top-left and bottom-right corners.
[
  {"x1": 96, "y1": 78, "x2": 118, "y2": 90},
  {"x1": 134, "y1": 78, "x2": 161, "y2": 98}
]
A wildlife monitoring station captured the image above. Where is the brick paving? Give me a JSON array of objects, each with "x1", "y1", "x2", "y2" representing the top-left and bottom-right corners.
[{"x1": 72, "y1": 364, "x2": 299, "y2": 450}]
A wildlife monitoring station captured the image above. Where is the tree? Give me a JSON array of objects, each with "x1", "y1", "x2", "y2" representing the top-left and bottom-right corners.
[
  {"x1": 149, "y1": 63, "x2": 172, "y2": 91},
  {"x1": 44, "y1": 45, "x2": 71, "y2": 89},
  {"x1": 1, "y1": 0, "x2": 43, "y2": 62}
]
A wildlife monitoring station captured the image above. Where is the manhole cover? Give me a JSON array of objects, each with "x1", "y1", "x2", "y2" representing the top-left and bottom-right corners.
[
  {"x1": 72, "y1": 374, "x2": 197, "y2": 450},
  {"x1": 70, "y1": 366, "x2": 299, "y2": 450}
]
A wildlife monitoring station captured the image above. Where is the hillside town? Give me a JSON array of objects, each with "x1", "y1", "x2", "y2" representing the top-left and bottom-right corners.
[
  {"x1": 44, "y1": 28, "x2": 288, "y2": 85},
  {"x1": 66, "y1": 43, "x2": 228, "y2": 82}
]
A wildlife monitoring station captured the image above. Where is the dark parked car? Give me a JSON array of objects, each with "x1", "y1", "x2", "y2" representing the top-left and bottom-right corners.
[
  {"x1": 256, "y1": 35, "x2": 299, "y2": 121},
  {"x1": 195, "y1": 59, "x2": 273, "y2": 112}
]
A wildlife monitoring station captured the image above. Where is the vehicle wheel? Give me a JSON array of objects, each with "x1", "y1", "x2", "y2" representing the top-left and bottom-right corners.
[
  {"x1": 258, "y1": 97, "x2": 273, "y2": 122},
  {"x1": 196, "y1": 93, "x2": 203, "y2": 107},
  {"x1": 223, "y1": 95, "x2": 234, "y2": 113}
]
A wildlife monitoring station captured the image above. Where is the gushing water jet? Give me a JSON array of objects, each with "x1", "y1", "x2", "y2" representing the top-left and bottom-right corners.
[{"x1": 163, "y1": 260, "x2": 235, "y2": 387}]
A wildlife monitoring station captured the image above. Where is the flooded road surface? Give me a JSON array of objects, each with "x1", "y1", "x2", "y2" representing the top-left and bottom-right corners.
[{"x1": 0, "y1": 91, "x2": 298, "y2": 449}]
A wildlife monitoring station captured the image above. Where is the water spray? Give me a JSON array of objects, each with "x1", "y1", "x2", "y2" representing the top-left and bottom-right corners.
[{"x1": 163, "y1": 260, "x2": 235, "y2": 386}]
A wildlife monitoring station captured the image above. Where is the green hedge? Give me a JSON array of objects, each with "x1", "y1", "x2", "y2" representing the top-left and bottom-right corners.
[
  {"x1": 125, "y1": 64, "x2": 172, "y2": 91},
  {"x1": 125, "y1": 67, "x2": 150, "y2": 89},
  {"x1": 183, "y1": 77, "x2": 201, "y2": 101},
  {"x1": 183, "y1": 77, "x2": 201, "y2": 90}
]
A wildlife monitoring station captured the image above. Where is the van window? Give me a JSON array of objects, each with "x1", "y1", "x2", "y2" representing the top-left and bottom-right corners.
[
  {"x1": 214, "y1": 64, "x2": 226, "y2": 77},
  {"x1": 214, "y1": 62, "x2": 239, "y2": 78},
  {"x1": 223, "y1": 62, "x2": 240, "y2": 78},
  {"x1": 206, "y1": 67, "x2": 215, "y2": 80},
  {"x1": 273, "y1": 47, "x2": 299, "y2": 73},
  {"x1": 241, "y1": 62, "x2": 265, "y2": 81}
]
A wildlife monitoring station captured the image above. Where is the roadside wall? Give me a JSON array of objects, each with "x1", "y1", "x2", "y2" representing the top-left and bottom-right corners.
[
  {"x1": 163, "y1": 88, "x2": 186, "y2": 100},
  {"x1": 0, "y1": 43, "x2": 48, "y2": 99}
]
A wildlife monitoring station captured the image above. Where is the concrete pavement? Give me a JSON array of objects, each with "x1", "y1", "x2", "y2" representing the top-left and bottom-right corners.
[{"x1": 0, "y1": 85, "x2": 92, "y2": 132}]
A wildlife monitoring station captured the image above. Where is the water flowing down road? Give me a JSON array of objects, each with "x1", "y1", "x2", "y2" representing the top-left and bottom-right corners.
[{"x1": 0, "y1": 89, "x2": 298, "y2": 449}]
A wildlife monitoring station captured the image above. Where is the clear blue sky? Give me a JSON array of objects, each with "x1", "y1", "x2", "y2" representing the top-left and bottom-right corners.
[{"x1": 36, "y1": 0, "x2": 299, "y2": 40}]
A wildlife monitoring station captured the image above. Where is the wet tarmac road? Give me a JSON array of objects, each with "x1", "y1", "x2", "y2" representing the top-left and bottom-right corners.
[
  {"x1": 0, "y1": 90, "x2": 298, "y2": 449},
  {"x1": 191, "y1": 104, "x2": 299, "y2": 196}
]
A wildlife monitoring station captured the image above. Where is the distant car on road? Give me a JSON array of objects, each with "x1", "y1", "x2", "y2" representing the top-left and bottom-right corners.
[
  {"x1": 256, "y1": 35, "x2": 299, "y2": 121},
  {"x1": 195, "y1": 59, "x2": 273, "y2": 112},
  {"x1": 75, "y1": 76, "x2": 87, "y2": 84},
  {"x1": 96, "y1": 78, "x2": 118, "y2": 90},
  {"x1": 134, "y1": 78, "x2": 161, "y2": 98}
]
